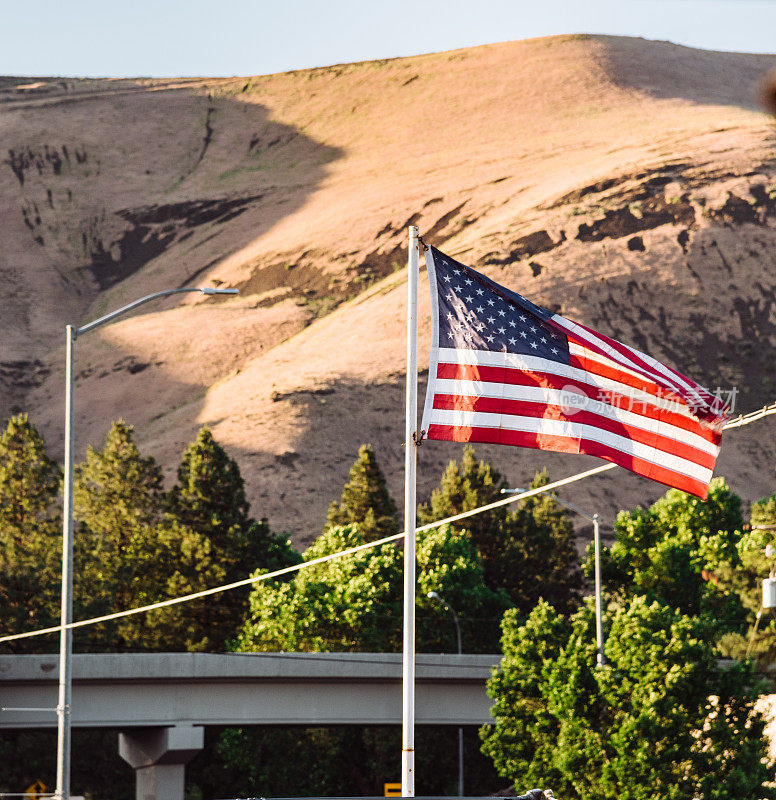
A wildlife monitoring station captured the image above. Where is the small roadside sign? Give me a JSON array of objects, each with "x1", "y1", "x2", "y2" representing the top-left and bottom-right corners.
[
  {"x1": 384, "y1": 782, "x2": 402, "y2": 797},
  {"x1": 24, "y1": 781, "x2": 47, "y2": 800}
]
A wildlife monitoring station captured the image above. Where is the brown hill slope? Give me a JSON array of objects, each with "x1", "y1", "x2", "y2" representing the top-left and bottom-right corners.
[{"x1": 2, "y1": 35, "x2": 776, "y2": 543}]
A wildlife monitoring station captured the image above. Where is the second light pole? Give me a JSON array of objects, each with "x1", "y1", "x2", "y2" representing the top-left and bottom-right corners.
[
  {"x1": 501, "y1": 487, "x2": 606, "y2": 668},
  {"x1": 427, "y1": 590, "x2": 464, "y2": 797}
]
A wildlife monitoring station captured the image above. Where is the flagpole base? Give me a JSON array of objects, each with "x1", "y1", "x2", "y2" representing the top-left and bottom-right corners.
[{"x1": 402, "y1": 748, "x2": 415, "y2": 797}]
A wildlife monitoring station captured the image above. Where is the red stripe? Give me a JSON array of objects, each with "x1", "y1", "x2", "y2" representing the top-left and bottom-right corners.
[
  {"x1": 435, "y1": 362, "x2": 720, "y2": 445},
  {"x1": 564, "y1": 319, "x2": 724, "y2": 419},
  {"x1": 562, "y1": 318, "x2": 686, "y2": 391},
  {"x1": 426, "y1": 423, "x2": 710, "y2": 499},
  {"x1": 431, "y1": 394, "x2": 717, "y2": 470}
]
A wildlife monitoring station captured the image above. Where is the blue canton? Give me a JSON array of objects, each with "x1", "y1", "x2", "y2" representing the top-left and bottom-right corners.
[{"x1": 431, "y1": 247, "x2": 570, "y2": 364}]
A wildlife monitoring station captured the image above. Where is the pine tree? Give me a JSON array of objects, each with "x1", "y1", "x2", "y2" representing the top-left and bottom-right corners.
[
  {"x1": 0, "y1": 415, "x2": 61, "y2": 652},
  {"x1": 167, "y1": 427, "x2": 299, "y2": 648},
  {"x1": 73, "y1": 420, "x2": 170, "y2": 650},
  {"x1": 418, "y1": 447, "x2": 581, "y2": 613},
  {"x1": 325, "y1": 444, "x2": 399, "y2": 541}
]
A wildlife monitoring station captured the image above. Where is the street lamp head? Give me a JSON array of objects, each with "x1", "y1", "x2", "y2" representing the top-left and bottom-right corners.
[
  {"x1": 199, "y1": 287, "x2": 239, "y2": 295},
  {"x1": 427, "y1": 591, "x2": 441, "y2": 601},
  {"x1": 500, "y1": 487, "x2": 525, "y2": 494}
]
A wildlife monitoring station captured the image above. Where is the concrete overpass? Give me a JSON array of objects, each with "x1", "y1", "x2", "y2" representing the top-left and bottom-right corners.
[{"x1": 0, "y1": 653, "x2": 501, "y2": 800}]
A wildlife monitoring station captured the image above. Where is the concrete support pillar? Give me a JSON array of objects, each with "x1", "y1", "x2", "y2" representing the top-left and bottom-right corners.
[{"x1": 119, "y1": 725, "x2": 204, "y2": 800}]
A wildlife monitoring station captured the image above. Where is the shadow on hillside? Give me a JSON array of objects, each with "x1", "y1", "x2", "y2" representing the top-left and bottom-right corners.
[
  {"x1": 6, "y1": 84, "x2": 345, "y2": 444},
  {"x1": 598, "y1": 35, "x2": 776, "y2": 111}
]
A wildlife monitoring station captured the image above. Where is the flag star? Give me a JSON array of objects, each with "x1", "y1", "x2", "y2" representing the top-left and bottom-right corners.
[
  {"x1": 486, "y1": 335, "x2": 495, "y2": 343},
  {"x1": 443, "y1": 276, "x2": 452, "y2": 282},
  {"x1": 487, "y1": 316, "x2": 495, "y2": 324},
  {"x1": 498, "y1": 327, "x2": 506, "y2": 334},
  {"x1": 551, "y1": 347, "x2": 558, "y2": 354},
  {"x1": 530, "y1": 326, "x2": 537, "y2": 333},
  {"x1": 454, "y1": 286, "x2": 463, "y2": 292},
  {"x1": 498, "y1": 309, "x2": 506, "y2": 317},
  {"x1": 465, "y1": 295, "x2": 473, "y2": 303},
  {"x1": 448, "y1": 331, "x2": 455, "y2": 339},
  {"x1": 530, "y1": 341, "x2": 538, "y2": 349},
  {"x1": 541, "y1": 337, "x2": 547, "y2": 344},
  {"x1": 476, "y1": 288, "x2": 484, "y2": 295},
  {"x1": 453, "y1": 269, "x2": 461, "y2": 275},
  {"x1": 520, "y1": 331, "x2": 528, "y2": 338},
  {"x1": 508, "y1": 320, "x2": 516, "y2": 327},
  {"x1": 447, "y1": 294, "x2": 456, "y2": 301},
  {"x1": 475, "y1": 306, "x2": 484, "y2": 313},
  {"x1": 508, "y1": 337, "x2": 517, "y2": 345},
  {"x1": 476, "y1": 323, "x2": 485, "y2": 331},
  {"x1": 519, "y1": 315, "x2": 527, "y2": 322},
  {"x1": 487, "y1": 299, "x2": 495, "y2": 306},
  {"x1": 464, "y1": 278, "x2": 473, "y2": 285}
]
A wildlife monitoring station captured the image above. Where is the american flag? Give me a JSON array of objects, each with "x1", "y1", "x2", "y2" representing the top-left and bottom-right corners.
[{"x1": 420, "y1": 246, "x2": 729, "y2": 499}]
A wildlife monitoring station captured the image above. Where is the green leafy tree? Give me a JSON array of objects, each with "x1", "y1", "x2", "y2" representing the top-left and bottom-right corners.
[
  {"x1": 482, "y1": 597, "x2": 773, "y2": 800},
  {"x1": 417, "y1": 524, "x2": 511, "y2": 653},
  {"x1": 326, "y1": 444, "x2": 399, "y2": 541},
  {"x1": 225, "y1": 520, "x2": 507, "y2": 797},
  {"x1": 585, "y1": 477, "x2": 745, "y2": 623},
  {"x1": 705, "y1": 492, "x2": 776, "y2": 667},
  {"x1": 0, "y1": 415, "x2": 61, "y2": 652},
  {"x1": 418, "y1": 447, "x2": 581, "y2": 612},
  {"x1": 237, "y1": 524, "x2": 402, "y2": 652}
]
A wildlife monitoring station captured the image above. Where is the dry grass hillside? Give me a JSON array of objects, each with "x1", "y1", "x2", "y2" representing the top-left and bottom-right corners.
[{"x1": 2, "y1": 35, "x2": 776, "y2": 544}]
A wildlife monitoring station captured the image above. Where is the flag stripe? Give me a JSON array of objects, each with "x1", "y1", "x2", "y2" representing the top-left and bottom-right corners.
[
  {"x1": 431, "y1": 385, "x2": 719, "y2": 464},
  {"x1": 435, "y1": 348, "x2": 715, "y2": 434},
  {"x1": 426, "y1": 422, "x2": 710, "y2": 497},
  {"x1": 553, "y1": 315, "x2": 691, "y2": 397},
  {"x1": 435, "y1": 361, "x2": 720, "y2": 445},
  {"x1": 426, "y1": 408, "x2": 713, "y2": 483}
]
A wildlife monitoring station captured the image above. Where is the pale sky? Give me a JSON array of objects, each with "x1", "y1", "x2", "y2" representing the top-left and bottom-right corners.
[{"x1": 2, "y1": 0, "x2": 776, "y2": 78}]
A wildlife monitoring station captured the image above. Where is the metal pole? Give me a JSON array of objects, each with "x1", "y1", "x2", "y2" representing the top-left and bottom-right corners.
[
  {"x1": 593, "y1": 513, "x2": 605, "y2": 668},
  {"x1": 55, "y1": 325, "x2": 76, "y2": 800},
  {"x1": 402, "y1": 225, "x2": 419, "y2": 797},
  {"x1": 52, "y1": 287, "x2": 236, "y2": 800}
]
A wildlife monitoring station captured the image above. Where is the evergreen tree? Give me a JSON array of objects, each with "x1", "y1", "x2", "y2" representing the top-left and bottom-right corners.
[
  {"x1": 72, "y1": 421, "x2": 171, "y2": 650},
  {"x1": 167, "y1": 427, "x2": 299, "y2": 648},
  {"x1": 481, "y1": 597, "x2": 773, "y2": 800},
  {"x1": 0, "y1": 415, "x2": 61, "y2": 652},
  {"x1": 325, "y1": 444, "x2": 399, "y2": 541},
  {"x1": 419, "y1": 447, "x2": 581, "y2": 613}
]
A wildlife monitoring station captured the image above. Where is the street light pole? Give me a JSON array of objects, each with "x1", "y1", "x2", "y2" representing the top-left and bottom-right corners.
[
  {"x1": 501, "y1": 487, "x2": 606, "y2": 668},
  {"x1": 54, "y1": 286, "x2": 238, "y2": 800},
  {"x1": 428, "y1": 591, "x2": 464, "y2": 797}
]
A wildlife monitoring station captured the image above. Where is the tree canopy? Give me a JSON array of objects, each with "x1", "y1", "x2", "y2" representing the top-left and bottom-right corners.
[
  {"x1": 326, "y1": 444, "x2": 399, "y2": 541},
  {"x1": 481, "y1": 597, "x2": 773, "y2": 800},
  {"x1": 418, "y1": 447, "x2": 581, "y2": 613}
]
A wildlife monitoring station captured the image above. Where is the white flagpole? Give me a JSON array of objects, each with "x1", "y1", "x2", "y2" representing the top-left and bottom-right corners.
[{"x1": 402, "y1": 225, "x2": 420, "y2": 796}]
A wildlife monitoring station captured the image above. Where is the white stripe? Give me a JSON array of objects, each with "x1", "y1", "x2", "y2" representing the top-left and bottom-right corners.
[
  {"x1": 426, "y1": 408, "x2": 713, "y2": 484},
  {"x1": 552, "y1": 315, "x2": 698, "y2": 400},
  {"x1": 568, "y1": 342, "x2": 661, "y2": 385},
  {"x1": 432, "y1": 378, "x2": 719, "y2": 458},
  {"x1": 436, "y1": 347, "x2": 698, "y2": 421}
]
